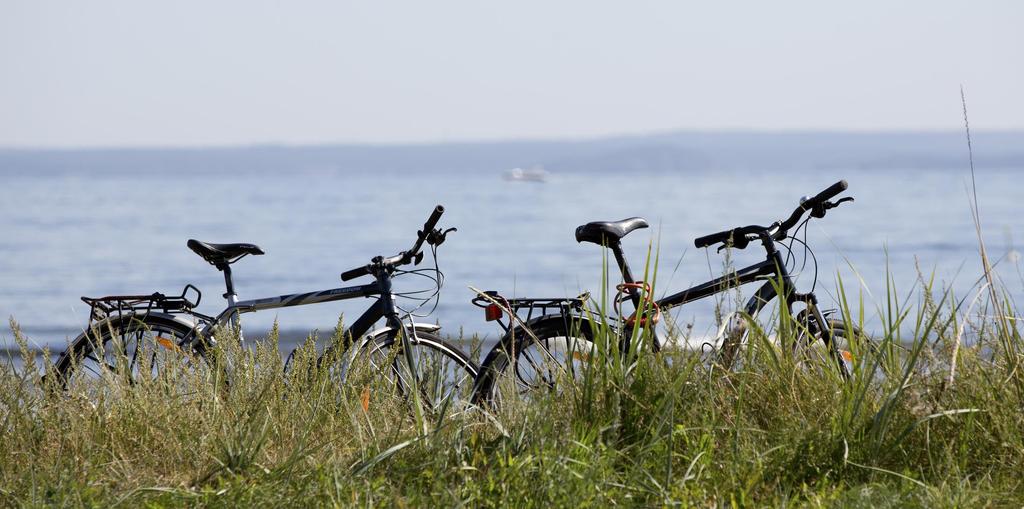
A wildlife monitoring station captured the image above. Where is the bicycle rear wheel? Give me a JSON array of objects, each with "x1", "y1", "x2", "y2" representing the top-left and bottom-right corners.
[
  {"x1": 473, "y1": 316, "x2": 596, "y2": 406},
  {"x1": 51, "y1": 313, "x2": 205, "y2": 392}
]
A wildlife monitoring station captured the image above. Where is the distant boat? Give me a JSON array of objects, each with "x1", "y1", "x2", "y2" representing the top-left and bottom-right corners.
[{"x1": 504, "y1": 166, "x2": 548, "y2": 183}]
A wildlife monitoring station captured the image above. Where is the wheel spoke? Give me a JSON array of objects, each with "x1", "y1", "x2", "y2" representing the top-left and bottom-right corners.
[
  {"x1": 54, "y1": 317, "x2": 202, "y2": 393},
  {"x1": 341, "y1": 333, "x2": 474, "y2": 412}
]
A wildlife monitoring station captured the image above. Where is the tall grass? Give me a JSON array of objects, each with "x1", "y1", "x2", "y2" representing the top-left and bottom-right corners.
[{"x1": 2, "y1": 245, "x2": 1022, "y2": 506}]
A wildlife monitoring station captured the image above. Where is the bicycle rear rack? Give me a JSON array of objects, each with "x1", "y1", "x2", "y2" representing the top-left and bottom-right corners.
[
  {"x1": 81, "y1": 284, "x2": 202, "y2": 323},
  {"x1": 472, "y1": 290, "x2": 588, "y2": 333}
]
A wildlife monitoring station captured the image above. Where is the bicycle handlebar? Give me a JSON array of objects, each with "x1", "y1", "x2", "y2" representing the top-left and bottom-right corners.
[
  {"x1": 693, "y1": 225, "x2": 761, "y2": 250},
  {"x1": 811, "y1": 179, "x2": 848, "y2": 205},
  {"x1": 341, "y1": 205, "x2": 446, "y2": 281},
  {"x1": 694, "y1": 180, "x2": 849, "y2": 249},
  {"x1": 340, "y1": 264, "x2": 372, "y2": 282},
  {"x1": 408, "y1": 205, "x2": 445, "y2": 261},
  {"x1": 779, "y1": 179, "x2": 847, "y2": 230}
]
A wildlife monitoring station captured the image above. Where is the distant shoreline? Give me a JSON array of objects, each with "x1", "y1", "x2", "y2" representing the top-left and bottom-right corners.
[{"x1": 3, "y1": 130, "x2": 1023, "y2": 174}]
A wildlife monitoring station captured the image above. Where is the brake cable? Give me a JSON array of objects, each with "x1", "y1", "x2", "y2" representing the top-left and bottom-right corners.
[{"x1": 392, "y1": 244, "x2": 445, "y2": 318}]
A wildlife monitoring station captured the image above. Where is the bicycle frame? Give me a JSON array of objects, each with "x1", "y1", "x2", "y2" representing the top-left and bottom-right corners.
[
  {"x1": 482, "y1": 228, "x2": 839, "y2": 357},
  {"x1": 656, "y1": 235, "x2": 789, "y2": 316},
  {"x1": 606, "y1": 231, "x2": 839, "y2": 361},
  {"x1": 170, "y1": 268, "x2": 417, "y2": 359}
]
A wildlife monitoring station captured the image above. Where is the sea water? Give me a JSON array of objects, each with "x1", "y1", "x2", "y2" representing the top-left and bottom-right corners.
[{"x1": 1, "y1": 165, "x2": 1021, "y2": 358}]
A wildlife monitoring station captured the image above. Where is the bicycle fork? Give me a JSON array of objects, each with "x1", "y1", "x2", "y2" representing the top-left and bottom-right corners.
[
  {"x1": 789, "y1": 291, "x2": 851, "y2": 379},
  {"x1": 729, "y1": 272, "x2": 850, "y2": 379},
  {"x1": 376, "y1": 273, "x2": 424, "y2": 398}
]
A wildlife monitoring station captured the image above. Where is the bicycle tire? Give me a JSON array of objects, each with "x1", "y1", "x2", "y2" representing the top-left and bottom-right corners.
[
  {"x1": 798, "y1": 318, "x2": 886, "y2": 379},
  {"x1": 718, "y1": 312, "x2": 880, "y2": 379},
  {"x1": 51, "y1": 313, "x2": 204, "y2": 391},
  {"x1": 334, "y1": 331, "x2": 478, "y2": 413},
  {"x1": 473, "y1": 315, "x2": 596, "y2": 406}
]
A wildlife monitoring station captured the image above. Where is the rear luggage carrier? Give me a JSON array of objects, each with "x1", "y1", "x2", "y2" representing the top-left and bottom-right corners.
[
  {"x1": 81, "y1": 284, "x2": 203, "y2": 323},
  {"x1": 472, "y1": 290, "x2": 589, "y2": 333}
]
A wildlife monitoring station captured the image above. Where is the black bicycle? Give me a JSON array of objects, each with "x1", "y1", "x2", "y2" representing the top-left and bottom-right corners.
[
  {"x1": 472, "y1": 181, "x2": 872, "y2": 404},
  {"x1": 53, "y1": 206, "x2": 478, "y2": 408}
]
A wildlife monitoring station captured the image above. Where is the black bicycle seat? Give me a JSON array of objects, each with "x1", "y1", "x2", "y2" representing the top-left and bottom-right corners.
[
  {"x1": 575, "y1": 217, "x2": 649, "y2": 246},
  {"x1": 187, "y1": 239, "x2": 264, "y2": 266}
]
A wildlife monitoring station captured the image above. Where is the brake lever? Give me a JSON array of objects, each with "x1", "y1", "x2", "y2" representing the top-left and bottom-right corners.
[
  {"x1": 816, "y1": 196, "x2": 854, "y2": 216},
  {"x1": 426, "y1": 227, "x2": 458, "y2": 247}
]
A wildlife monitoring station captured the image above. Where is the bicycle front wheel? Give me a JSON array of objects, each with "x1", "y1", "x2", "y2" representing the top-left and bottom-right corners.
[
  {"x1": 715, "y1": 311, "x2": 881, "y2": 380},
  {"x1": 796, "y1": 318, "x2": 889, "y2": 380},
  {"x1": 335, "y1": 331, "x2": 478, "y2": 414}
]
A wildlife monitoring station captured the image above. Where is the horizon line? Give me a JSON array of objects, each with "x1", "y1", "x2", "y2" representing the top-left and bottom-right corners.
[{"x1": 3, "y1": 127, "x2": 1023, "y2": 153}]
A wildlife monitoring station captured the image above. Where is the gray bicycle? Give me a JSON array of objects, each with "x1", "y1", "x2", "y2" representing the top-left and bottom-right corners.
[{"x1": 52, "y1": 206, "x2": 478, "y2": 407}]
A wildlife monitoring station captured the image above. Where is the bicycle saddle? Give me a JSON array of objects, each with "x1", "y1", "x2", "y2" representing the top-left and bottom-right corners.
[
  {"x1": 187, "y1": 239, "x2": 265, "y2": 267},
  {"x1": 575, "y1": 217, "x2": 649, "y2": 246}
]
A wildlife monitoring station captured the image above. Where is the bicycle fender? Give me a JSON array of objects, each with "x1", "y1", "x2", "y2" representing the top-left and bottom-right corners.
[
  {"x1": 66, "y1": 311, "x2": 205, "y2": 355},
  {"x1": 75, "y1": 311, "x2": 202, "y2": 338},
  {"x1": 366, "y1": 322, "x2": 442, "y2": 341},
  {"x1": 508, "y1": 313, "x2": 598, "y2": 340},
  {"x1": 511, "y1": 313, "x2": 665, "y2": 352}
]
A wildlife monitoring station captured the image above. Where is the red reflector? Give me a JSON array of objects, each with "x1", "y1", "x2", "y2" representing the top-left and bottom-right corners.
[{"x1": 485, "y1": 304, "x2": 503, "y2": 321}]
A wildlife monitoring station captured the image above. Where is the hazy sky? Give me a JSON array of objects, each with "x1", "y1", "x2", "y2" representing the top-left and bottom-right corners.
[{"x1": 2, "y1": 1, "x2": 1021, "y2": 147}]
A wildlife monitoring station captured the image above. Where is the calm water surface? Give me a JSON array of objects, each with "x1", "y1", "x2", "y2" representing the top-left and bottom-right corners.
[{"x1": 1, "y1": 168, "x2": 1021, "y2": 356}]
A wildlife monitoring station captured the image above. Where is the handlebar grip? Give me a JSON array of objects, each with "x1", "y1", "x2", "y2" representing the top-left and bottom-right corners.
[
  {"x1": 694, "y1": 229, "x2": 734, "y2": 249},
  {"x1": 341, "y1": 264, "x2": 371, "y2": 281},
  {"x1": 405, "y1": 205, "x2": 446, "y2": 261},
  {"x1": 423, "y1": 205, "x2": 445, "y2": 234},
  {"x1": 809, "y1": 180, "x2": 848, "y2": 206}
]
